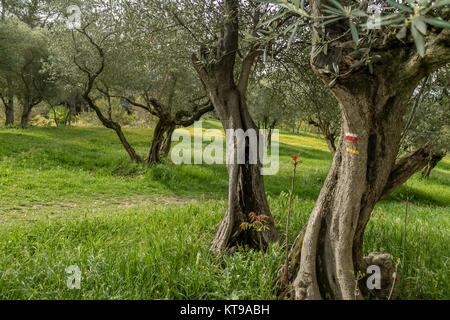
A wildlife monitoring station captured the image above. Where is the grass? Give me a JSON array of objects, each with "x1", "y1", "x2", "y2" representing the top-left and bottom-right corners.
[{"x1": 0, "y1": 121, "x2": 448, "y2": 299}]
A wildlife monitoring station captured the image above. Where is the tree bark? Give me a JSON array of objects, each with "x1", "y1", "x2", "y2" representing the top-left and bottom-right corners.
[
  {"x1": 21, "y1": 101, "x2": 32, "y2": 129},
  {"x1": 211, "y1": 89, "x2": 279, "y2": 253},
  {"x1": 289, "y1": 77, "x2": 427, "y2": 299},
  {"x1": 191, "y1": 0, "x2": 278, "y2": 253},
  {"x1": 161, "y1": 124, "x2": 176, "y2": 156},
  {"x1": 285, "y1": 77, "x2": 443, "y2": 299},
  {"x1": 278, "y1": 0, "x2": 450, "y2": 300},
  {"x1": 148, "y1": 119, "x2": 172, "y2": 164},
  {"x1": 4, "y1": 78, "x2": 14, "y2": 126},
  {"x1": 380, "y1": 142, "x2": 433, "y2": 199},
  {"x1": 422, "y1": 152, "x2": 445, "y2": 179}
]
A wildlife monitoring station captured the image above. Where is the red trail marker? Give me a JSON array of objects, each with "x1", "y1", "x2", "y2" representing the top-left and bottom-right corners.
[{"x1": 345, "y1": 133, "x2": 359, "y2": 142}]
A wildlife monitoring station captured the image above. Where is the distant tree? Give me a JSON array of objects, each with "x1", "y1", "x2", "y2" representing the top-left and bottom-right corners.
[
  {"x1": 178, "y1": 0, "x2": 288, "y2": 252},
  {"x1": 0, "y1": 1, "x2": 16, "y2": 125},
  {"x1": 280, "y1": 49, "x2": 341, "y2": 154},
  {"x1": 248, "y1": 76, "x2": 288, "y2": 147},
  {"x1": 0, "y1": 0, "x2": 61, "y2": 125},
  {"x1": 0, "y1": 17, "x2": 52, "y2": 128}
]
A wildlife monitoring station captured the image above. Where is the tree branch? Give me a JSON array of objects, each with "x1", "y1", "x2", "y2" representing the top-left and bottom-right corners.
[
  {"x1": 238, "y1": 49, "x2": 261, "y2": 95},
  {"x1": 176, "y1": 102, "x2": 214, "y2": 127},
  {"x1": 380, "y1": 142, "x2": 433, "y2": 200}
]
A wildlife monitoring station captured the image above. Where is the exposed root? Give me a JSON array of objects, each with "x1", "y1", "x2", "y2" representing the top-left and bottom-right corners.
[{"x1": 360, "y1": 252, "x2": 401, "y2": 300}]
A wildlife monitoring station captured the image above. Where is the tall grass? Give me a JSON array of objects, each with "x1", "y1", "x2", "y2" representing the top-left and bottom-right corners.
[{"x1": 0, "y1": 124, "x2": 448, "y2": 299}]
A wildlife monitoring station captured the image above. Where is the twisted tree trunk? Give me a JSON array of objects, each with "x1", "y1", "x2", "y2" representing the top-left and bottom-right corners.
[
  {"x1": 161, "y1": 124, "x2": 176, "y2": 157},
  {"x1": 283, "y1": 74, "x2": 434, "y2": 300},
  {"x1": 192, "y1": 0, "x2": 279, "y2": 253},
  {"x1": 4, "y1": 78, "x2": 14, "y2": 126},
  {"x1": 148, "y1": 119, "x2": 172, "y2": 164},
  {"x1": 422, "y1": 152, "x2": 445, "y2": 179},
  {"x1": 211, "y1": 89, "x2": 278, "y2": 252}
]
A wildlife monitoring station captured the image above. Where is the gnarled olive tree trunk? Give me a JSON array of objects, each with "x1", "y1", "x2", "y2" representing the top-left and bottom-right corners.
[
  {"x1": 192, "y1": 0, "x2": 279, "y2": 253},
  {"x1": 148, "y1": 119, "x2": 173, "y2": 164},
  {"x1": 161, "y1": 124, "x2": 176, "y2": 157},
  {"x1": 211, "y1": 89, "x2": 278, "y2": 252},
  {"x1": 290, "y1": 75, "x2": 431, "y2": 299},
  {"x1": 282, "y1": 23, "x2": 449, "y2": 299}
]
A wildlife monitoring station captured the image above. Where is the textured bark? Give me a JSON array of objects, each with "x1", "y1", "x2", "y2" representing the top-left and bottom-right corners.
[
  {"x1": 20, "y1": 100, "x2": 33, "y2": 128},
  {"x1": 279, "y1": 0, "x2": 450, "y2": 300},
  {"x1": 422, "y1": 152, "x2": 445, "y2": 179},
  {"x1": 192, "y1": 0, "x2": 278, "y2": 253},
  {"x1": 293, "y1": 80, "x2": 417, "y2": 299},
  {"x1": 148, "y1": 119, "x2": 171, "y2": 164},
  {"x1": 4, "y1": 78, "x2": 14, "y2": 126},
  {"x1": 210, "y1": 89, "x2": 279, "y2": 252},
  {"x1": 161, "y1": 124, "x2": 176, "y2": 156},
  {"x1": 381, "y1": 142, "x2": 433, "y2": 199},
  {"x1": 290, "y1": 77, "x2": 444, "y2": 299}
]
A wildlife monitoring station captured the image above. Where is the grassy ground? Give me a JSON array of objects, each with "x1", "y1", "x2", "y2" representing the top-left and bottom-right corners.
[{"x1": 0, "y1": 121, "x2": 448, "y2": 299}]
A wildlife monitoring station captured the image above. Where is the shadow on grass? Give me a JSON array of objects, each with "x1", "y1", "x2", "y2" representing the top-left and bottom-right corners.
[
  {"x1": 385, "y1": 184, "x2": 450, "y2": 208},
  {"x1": 279, "y1": 142, "x2": 332, "y2": 161}
]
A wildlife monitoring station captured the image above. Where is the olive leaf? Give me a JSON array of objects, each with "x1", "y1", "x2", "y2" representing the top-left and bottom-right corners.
[
  {"x1": 411, "y1": 24, "x2": 425, "y2": 57},
  {"x1": 350, "y1": 19, "x2": 359, "y2": 46}
]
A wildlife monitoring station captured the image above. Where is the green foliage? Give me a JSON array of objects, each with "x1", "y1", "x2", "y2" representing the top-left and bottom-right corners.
[{"x1": 253, "y1": 0, "x2": 450, "y2": 72}]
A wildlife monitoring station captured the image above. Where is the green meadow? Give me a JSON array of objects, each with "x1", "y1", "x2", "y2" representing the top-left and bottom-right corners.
[{"x1": 0, "y1": 121, "x2": 448, "y2": 299}]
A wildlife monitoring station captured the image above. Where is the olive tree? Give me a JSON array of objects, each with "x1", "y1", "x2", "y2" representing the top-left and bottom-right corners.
[
  {"x1": 173, "y1": 0, "x2": 296, "y2": 252},
  {"x1": 262, "y1": 0, "x2": 450, "y2": 300}
]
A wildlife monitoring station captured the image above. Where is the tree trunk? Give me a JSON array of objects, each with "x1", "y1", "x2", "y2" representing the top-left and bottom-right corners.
[
  {"x1": 324, "y1": 134, "x2": 337, "y2": 155},
  {"x1": 161, "y1": 124, "x2": 176, "y2": 156},
  {"x1": 51, "y1": 105, "x2": 59, "y2": 126},
  {"x1": 85, "y1": 96, "x2": 143, "y2": 163},
  {"x1": 284, "y1": 73, "x2": 433, "y2": 300},
  {"x1": 113, "y1": 124, "x2": 142, "y2": 163},
  {"x1": 148, "y1": 119, "x2": 172, "y2": 164},
  {"x1": 272, "y1": 0, "x2": 450, "y2": 300},
  {"x1": 422, "y1": 152, "x2": 445, "y2": 179},
  {"x1": 191, "y1": 0, "x2": 279, "y2": 253},
  {"x1": 267, "y1": 121, "x2": 276, "y2": 149},
  {"x1": 21, "y1": 101, "x2": 32, "y2": 129},
  {"x1": 4, "y1": 78, "x2": 14, "y2": 126},
  {"x1": 106, "y1": 94, "x2": 113, "y2": 121},
  {"x1": 209, "y1": 89, "x2": 279, "y2": 253}
]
